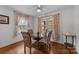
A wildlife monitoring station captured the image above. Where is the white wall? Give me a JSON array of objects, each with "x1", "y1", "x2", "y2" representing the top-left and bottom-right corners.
[
  {"x1": 0, "y1": 5, "x2": 22, "y2": 47},
  {"x1": 60, "y1": 6, "x2": 74, "y2": 43},
  {"x1": 28, "y1": 16, "x2": 38, "y2": 34},
  {"x1": 28, "y1": 16, "x2": 35, "y2": 32},
  {"x1": 33, "y1": 17, "x2": 38, "y2": 33},
  {"x1": 59, "y1": 6, "x2": 79, "y2": 53},
  {"x1": 73, "y1": 6, "x2": 79, "y2": 53},
  {"x1": 0, "y1": 6, "x2": 22, "y2": 48}
]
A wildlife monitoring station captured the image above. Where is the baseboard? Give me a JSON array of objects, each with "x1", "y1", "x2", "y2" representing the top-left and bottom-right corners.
[
  {"x1": 51, "y1": 41, "x2": 64, "y2": 46},
  {"x1": 0, "y1": 40, "x2": 24, "y2": 49},
  {"x1": 51, "y1": 41, "x2": 64, "y2": 44}
]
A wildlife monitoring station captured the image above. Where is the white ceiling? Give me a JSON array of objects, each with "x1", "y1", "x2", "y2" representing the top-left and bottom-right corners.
[{"x1": 8, "y1": 5, "x2": 65, "y2": 16}]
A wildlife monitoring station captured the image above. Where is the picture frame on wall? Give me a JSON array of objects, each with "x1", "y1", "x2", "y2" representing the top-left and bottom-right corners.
[{"x1": 0, "y1": 15, "x2": 9, "y2": 24}]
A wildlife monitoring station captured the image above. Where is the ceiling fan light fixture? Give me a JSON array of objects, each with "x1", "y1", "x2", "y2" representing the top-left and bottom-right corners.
[{"x1": 37, "y1": 8, "x2": 41, "y2": 12}]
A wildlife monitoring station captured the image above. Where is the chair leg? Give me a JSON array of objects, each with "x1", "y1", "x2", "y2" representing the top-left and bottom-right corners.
[
  {"x1": 29, "y1": 47, "x2": 31, "y2": 54},
  {"x1": 48, "y1": 43, "x2": 51, "y2": 53},
  {"x1": 24, "y1": 46, "x2": 26, "y2": 54}
]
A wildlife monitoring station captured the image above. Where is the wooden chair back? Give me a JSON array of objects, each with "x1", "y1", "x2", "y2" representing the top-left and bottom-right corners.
[
  {"x1": 21, "y1": 32, "x2": 32, "y2": 54},
  {"x1": 47, "y1": 31, "x2": 52, "y2": 52}
]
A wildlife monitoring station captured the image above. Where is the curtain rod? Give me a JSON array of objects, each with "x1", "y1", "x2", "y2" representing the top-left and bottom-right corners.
[{"x1": 39, "y1": 13, "x2": 59, "y2": 18}]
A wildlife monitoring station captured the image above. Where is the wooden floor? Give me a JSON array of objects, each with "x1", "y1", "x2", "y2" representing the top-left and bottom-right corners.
[{"x1": 0, "y1": 41, "x2": 77, "y2": 54}]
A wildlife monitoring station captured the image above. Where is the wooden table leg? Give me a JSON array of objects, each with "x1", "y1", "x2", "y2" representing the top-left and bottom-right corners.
[
  {"x1": 37, "y1": 40, "x2": 39, "y2": 49},
  {"x1": 72, "y1": 36, "x2": 74, "y2": 47},
  {"x1": 66, "y1": 36, "x2": 67, "y2": 48},
  {"x1": 29, "y1": 47, "x2": 31, "y2": 54}
]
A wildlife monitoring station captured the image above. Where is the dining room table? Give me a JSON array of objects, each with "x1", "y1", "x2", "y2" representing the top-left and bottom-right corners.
[{"x1": 32, "y1": 32, "x2": 43, "y2": 49}]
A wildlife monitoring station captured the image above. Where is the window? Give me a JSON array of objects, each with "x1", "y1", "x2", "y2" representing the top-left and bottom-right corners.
[
  {"x1": 18, "y1": 16, "x2": 28, "y2": 32},
  {"x1": 16, "y1": 13, "x2": 29, "y2": 33}
]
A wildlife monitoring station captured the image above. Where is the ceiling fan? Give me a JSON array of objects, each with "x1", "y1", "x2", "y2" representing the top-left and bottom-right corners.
[{"x1": 36, "y1": 5, "x2": 43, "y2": 12}]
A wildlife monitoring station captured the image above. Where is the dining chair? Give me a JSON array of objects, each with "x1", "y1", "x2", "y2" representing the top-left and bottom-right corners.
[
  {"x1": 28, "y1": 29, "x2": 33, "y2": 37},
  {"x1": 40, "y1": 31, "x2": 52, "y2": 53},
  {"x1": 47, "y1": 31, "x2": 52, "y2": 52},
  {"x1": 21, "y1": 32, "x2": 32, "y2": 54}
]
